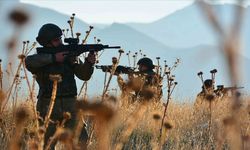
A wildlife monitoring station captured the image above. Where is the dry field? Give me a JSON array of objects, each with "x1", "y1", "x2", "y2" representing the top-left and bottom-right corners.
[{"x1": 0, "y1": 1, "x2": 249, "y2": 149}]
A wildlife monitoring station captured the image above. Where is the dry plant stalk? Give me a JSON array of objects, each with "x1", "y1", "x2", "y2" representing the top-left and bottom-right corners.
[
  {"x1": 9, "y1": 106, "x2": 30, "y2": 150},
  {"x1": 76, "y1": 100, "x2": 115, "y2": 150},
  {"x1": 1, "y1": 41, "x2": 36, "y2": 113},
  {"x1": 102, "y1": 49, "x2": 124, "y2": 101},
  {"x1": 159, "y1": 60, "x2": 178, "y2": 138},
  {"x1": 45, "y1": 112, "x2": 73, "y2": 150},
  {"x1": 78, "y1": 26, "x2": 95, "y2": 96},
  {"x1": 39, "y1": 74, "x2": 62, "y2": 148},
  {"x1": 82, "y1": 26, "x2": 94, "y2": 44},
  {"x1": 68, "y1": 13, "x2": 75, "y2": 38},
  {"x1": 72, "y1": 109, "x2": 85, "y2": 147},
  {"x1": 114, "y1": 101, "x2": 150, "y2": 150},
  {"x1": 31, "y1": 75, "x2": 39, "y2": 130},
  {"x1": 198, "y1": 0, "x2": 245, "y2": 149},
  {"x1": 43, "y1": 74, "x2": 62, "y2": 131}
]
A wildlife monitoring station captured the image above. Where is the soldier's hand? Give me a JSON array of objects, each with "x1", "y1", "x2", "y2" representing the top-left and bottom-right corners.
[
  {"x1": 55, "y1": 52, "x2": 68, "y2": 63},
  {"x1": 86, "y1": 52, "x2": 96, "y2": 65}
]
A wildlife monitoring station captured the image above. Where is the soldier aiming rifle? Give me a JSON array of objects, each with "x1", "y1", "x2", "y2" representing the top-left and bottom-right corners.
[
  {"x1": 196, "y1": 69, "x2": 244, "y2": 105},
  {"x1": 97, "y1": 57, "x2": 162, "y2": 102},
  {"x1": 25, "y1": 23, "x2": 120, "y2": 149}
]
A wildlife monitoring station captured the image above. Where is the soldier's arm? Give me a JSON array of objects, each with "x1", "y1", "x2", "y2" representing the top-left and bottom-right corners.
[
  {"x1": 25, "y1": 53, "x2": 54, "y2": 73},
  {"x1": 73, "y1": 59, "x2": 94, "y2": 81}
]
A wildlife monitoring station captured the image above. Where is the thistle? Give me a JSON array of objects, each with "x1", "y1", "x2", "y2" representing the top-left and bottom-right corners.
[
  {"x1": 159, "y1": 60, "x2": 179, "y2": 138},
  {"x1": 8, "y1": 8, "x2": 30, "y2": 27},
  {"x1": 102, "y1": 49, "x2": 124, "y2": 101},
  {"x1": 41, "y1": 74, "x2": 62, "y2": 148},
  {"x1": 82, "y1": 25, "x2": 94, "y2": 44}
]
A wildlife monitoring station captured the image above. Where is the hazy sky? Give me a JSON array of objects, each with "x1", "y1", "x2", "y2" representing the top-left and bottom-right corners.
[{"x1": 20, "y1": 0, "x2": 195, "y2": 24}]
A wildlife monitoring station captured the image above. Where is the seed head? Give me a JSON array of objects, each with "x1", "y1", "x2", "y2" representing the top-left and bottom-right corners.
[
  {"x1": 197, "y1": 71, "x2": 203, "y2": 76},
  {"x1": 164, "y1": 122, "x2": 173, "y2": 129},
  {"x1": 89, "y1": 26, "x2": 94, "y2": 29},
  {"x1": 118, "y1": 49, "x2": 124, "y2": 54},
  {"x1": 210, "y1": 69, "x2": 217, "y2": 74},
  {"x1": 76, "y1": 32, "x2": 81, "y2": 37},
  {"x1": 8, "y1": 8, "x2": 29, "y2": 26},
  {"x1": 63, "y1": 112, "x2": 71, "y2": 120},
  {"x1": 15, "y1": 106, "x2": 30, "y2": 125},
  {"x1": 18, "y1": 54, "x2": 25, "y2": 59},
  {"x1": 153, "y1": 114, "x2": 161, "y2": 120},
  {"x1": 49, "y1": 74, "x2": 62, "y2": 82}
]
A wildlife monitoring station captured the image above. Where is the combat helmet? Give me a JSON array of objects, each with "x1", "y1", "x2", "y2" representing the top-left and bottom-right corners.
[
  {"x1": 137, "y1": 57, "x2": 154, "y2": 69},
  {"x1": 202, "y1": 79, "x2": 213, "y2": 90},
  {"x1": 36, "y1": 23, "x2": 62, "y2": 46}
]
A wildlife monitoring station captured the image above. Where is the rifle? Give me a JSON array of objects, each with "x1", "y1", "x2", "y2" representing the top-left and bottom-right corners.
[
  {"x1": 95, "y1": 65, "x2": 135, "y2": 75},
  {"x1": 36, "y1": 38, "x2": 121, "y2": 56},
  {"x1": 216, "y1": 85, "x2": 244, "y2": 91}
]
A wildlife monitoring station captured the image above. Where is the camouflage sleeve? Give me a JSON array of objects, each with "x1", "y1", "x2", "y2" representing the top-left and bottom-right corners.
[
  {"x1": 73, "y1": 59, "x2": 94, "y2": 81},
  {"x1": 25, "y1": 53, "x2": 54, "y2": 73}
]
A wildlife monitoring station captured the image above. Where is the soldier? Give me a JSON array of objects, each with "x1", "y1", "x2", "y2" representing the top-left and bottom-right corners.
[
  {"x1": 118, "y1": 57, "x2": 162, "y2": 102},
  {"x1": 25, "y1": 23, "x2": 96, "y2": 149},
  {"x1": 196, "y1": 79, "x2": 215, "y2": 104}
]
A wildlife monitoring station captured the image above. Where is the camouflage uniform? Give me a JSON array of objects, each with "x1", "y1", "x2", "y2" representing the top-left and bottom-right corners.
[
  {"x1": 134, "y1": 70, "x2": 162, "y2": 100},
  {"x1": 117, "y1": 58, "x2": 162, "y2": 102},
  {"x1": 25, "y1": 53, "x2": 93, "y2": 148},
  {"x1": 25, "y1": 20, "x2": 95, "y2": 148}
]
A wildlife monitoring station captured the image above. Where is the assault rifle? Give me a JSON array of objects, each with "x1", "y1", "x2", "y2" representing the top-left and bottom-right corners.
[
  {"x1": 216, "y1": 85, "x2": 244, "y2": 92},
  {"x1": 36, "y1": 38, "x2": 121, "y2": 56},
  {"x1": 95, "y1": 65, "x2": 135, "y2": 75}
]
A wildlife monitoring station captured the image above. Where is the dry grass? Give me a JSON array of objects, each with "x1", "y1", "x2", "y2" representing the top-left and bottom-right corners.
[
  {"x1": 0, "y1": 1, "x2": 249, "y2": 149},
  {"x1": 0, "y1": 90, "x2": 249, "y2": 150}
]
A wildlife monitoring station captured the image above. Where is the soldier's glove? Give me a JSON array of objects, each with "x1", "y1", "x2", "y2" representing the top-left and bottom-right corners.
[{"x1": 85, "y1": 52, "x2": 96, "y2": 65}]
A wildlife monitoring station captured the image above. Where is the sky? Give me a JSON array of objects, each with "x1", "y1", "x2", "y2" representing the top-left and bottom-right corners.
[{"x1": 20, "y1": 0, "x2": 195, "y2": 24}]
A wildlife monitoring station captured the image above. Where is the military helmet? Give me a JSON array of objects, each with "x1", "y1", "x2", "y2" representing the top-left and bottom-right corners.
[
  {"x1": 36, "y1": 23, "x2": 62, "y2": 46},
  {"x1": 137, "y1": 57, "x2": 154, "y2": 69},
  {"x1": 203, "y1": 79, "x2": 213, "y2": 88}
]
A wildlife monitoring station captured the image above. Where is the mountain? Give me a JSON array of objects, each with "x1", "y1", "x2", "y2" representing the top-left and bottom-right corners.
[
  {"x1": 128, "y1": 3, "x2": 250, "y2": 59},
  {"x1": 0, "y1": 2, "x2": 93, "y2": 62},
  {"x1": 0, "y1": 1, "x2": 249, "y2": 99}
]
